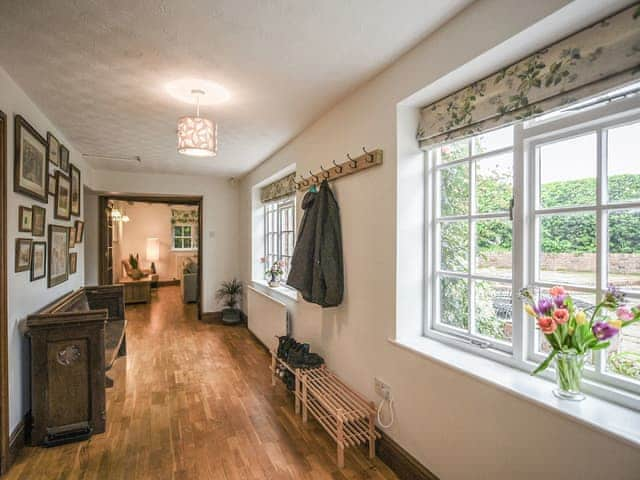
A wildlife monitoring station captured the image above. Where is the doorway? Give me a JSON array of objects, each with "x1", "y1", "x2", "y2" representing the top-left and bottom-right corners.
[{"x1": 98, "y1": 195, "x2": 203, "y2": 319}]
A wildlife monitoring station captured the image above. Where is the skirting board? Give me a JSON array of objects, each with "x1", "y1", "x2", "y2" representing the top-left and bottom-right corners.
[
  {"x1": 7, "y1": 416, "x2": 26, "y2": 471},
  {"x1": 374, "y1": 431, "x2": 439, "y2": 480}
]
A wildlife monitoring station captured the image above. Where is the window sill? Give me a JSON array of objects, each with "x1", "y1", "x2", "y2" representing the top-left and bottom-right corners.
[
  {"x1": 251, "y1": 279, "x2": 298, "y2": 302},
  {"x1": 171, "y1": 248, "x2": 197, "y2": 253},
  {"x1": 389, "y1": 336, "x2": 640, "y2": 449}
]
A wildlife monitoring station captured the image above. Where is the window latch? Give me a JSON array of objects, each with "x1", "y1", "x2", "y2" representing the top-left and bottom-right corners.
[
  {"x1": 508, "y1": 197, "x2": 515, "y2": 221},
  {"x1": 470, "y1": 339, "x2": 491, "y2": 349}
]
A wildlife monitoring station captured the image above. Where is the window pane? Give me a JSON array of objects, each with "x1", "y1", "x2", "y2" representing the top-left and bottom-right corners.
[
  {"x1": 439, "y1": 139, "x2": 469, "y2": 163},
  {"x1": 184, "y1": 239, "x2": 192, "y2": 249},
  {"x1": 439, "y1": 276, "x2": 469, "y2": 330},
  {"x1": 539, "y1": 133, "x2": 597, "y2": 209},
  {"x1": 183, "y1": 226, "x2": 191, "y2": 236},
  {"x1": 608, "y1": 209, "x2": 640, "y2": 294},
  {"x1": 607, "y1": 323, "x2": 640, "y2": 382},
  {"x1": 538, "y1": 212, "x2": 596, "y2": 286},
  {"x1": 607, "y1": 121, "x2": 640, "y2": 203},
  {"x1": 440, "y1": 221, "x2": 468, "y2": 272},
  {"x1": 474, "y1": 280, "x2": 512, "y2": 343},
  {"x1": 475, "y1": 219, "x2": 512, "y2": 279},
  {"x1": 472, "y1": 126, "x2": 513, "y2": 155},
  {"x1": 174, "y1": 238, "x2": 182, "y2": 249},
  {"x1": 440, "y1": 163, "x2": 469, "y2": 216},
  {"x1": 475, "y1": 152, "x2": 513, "y2": 213},
  {"x1": 174, "y1": 226, "x2": 183, "y2": 236}
]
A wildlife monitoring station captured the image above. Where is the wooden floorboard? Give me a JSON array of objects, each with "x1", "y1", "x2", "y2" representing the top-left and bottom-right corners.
[{"x1": 6, "y1": 286, "x2": 397, "y2": 480}]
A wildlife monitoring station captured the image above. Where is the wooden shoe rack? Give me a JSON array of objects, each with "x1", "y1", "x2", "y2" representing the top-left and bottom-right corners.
[{"x1": 270, "y1": 351, "x2": 379, "y2": 468}]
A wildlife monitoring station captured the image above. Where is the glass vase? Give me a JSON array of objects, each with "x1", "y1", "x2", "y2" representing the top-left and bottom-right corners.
[{"x1": 553, "y1": 351, "x2": 586, "y2": 401}]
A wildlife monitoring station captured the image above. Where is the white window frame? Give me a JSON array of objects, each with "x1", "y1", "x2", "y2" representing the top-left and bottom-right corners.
[
  {"x1": 172, "y1": 223, "x2": 196, "y2": 251},
  {"x1": 264, "y1": 196, "x2": 296, "y2": 281},
  {"x1": 424, "y1": 93, "x2": 640, "y2": 410}
]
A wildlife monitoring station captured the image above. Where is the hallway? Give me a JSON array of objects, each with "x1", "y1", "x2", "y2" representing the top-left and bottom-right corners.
[{"x1": 7, "y1": 287, "x2": 396, "y2": 479}]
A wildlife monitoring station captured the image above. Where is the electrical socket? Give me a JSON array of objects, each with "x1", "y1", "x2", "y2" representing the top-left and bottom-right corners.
[{"x1": 374, "y1": 377, "x2": 391, "y2": 400}]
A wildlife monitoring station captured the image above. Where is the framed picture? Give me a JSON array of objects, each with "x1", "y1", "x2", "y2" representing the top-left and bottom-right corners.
[
  {"x1": 70, "y1": 163, "x2": 81, "y2": 216},
  {"x1": 48, "y1": 175, "x2": 56, "y2": 196},
  {"x1": 59, "y1": 145, "x2": 69, "y2": 172},
  {"x1": 74, "y1": 220, "x2": 84, "y2": 243},
  {"x1": 15, "y1": 238, "x2": 32, "y2": 273},
  {"x1": 32, "y1": 205, "x2": 46, "y2": 237},
  {"x1": 54, "y1": 171, "x2": 71, "y2": 220},
  {"x1": 47, "y1": 132, "x2": 60, "y2": 167},
  {"x1": 69, "y1": 252, "x2": 77, "y2": 274},
  {"x1": 14, "y1": 115, "x2": 48, "y2": 203},
  {"x1": 18, "y1": 206, "x2": 32, "y2": 233},
  {"x1": 69, "y1": 226, "x2": 76, "y2": 248},
  {"x1": 30, "y1": 241, "x2": 46, "y2": 281},
  {"x1": 48, "y1": 224, "x2": 69, "y2": 287}
]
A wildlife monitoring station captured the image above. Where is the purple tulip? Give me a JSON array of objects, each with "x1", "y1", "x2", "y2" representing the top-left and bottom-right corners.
[
  {"x1": 535, "y1": 297, "x2": 553, "y2": 315},
  {"x1": 592, "y1": 321, "x2": 619, "y2": 340},
  {"x1": 553, "y1": 294, "x2": 566, "y2": 308}
]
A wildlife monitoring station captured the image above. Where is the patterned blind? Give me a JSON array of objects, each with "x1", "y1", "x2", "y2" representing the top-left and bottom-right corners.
[
  {"x1": 260, "y1": 172, "x2": 297, "y2": 203},
  {"x1": 417, "y1": 4, "x2": 640, "y2": 148}
]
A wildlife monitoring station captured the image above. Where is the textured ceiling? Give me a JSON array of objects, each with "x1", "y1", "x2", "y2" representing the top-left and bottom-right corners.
[{"x1": 0, "y1": 0, "x2": 472, "y2": 176}]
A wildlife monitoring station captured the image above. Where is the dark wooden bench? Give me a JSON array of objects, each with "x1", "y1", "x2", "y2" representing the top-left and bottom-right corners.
[{"x1": 26, "y1": 285, "x2": 127, "y2": 445}]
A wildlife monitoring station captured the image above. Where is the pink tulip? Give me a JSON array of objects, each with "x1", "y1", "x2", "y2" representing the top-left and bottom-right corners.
[
  {"x1": 538, "y1": 316, "x2": 557, "y2": 334},
  {"x1": 616, "y1": 306, "x2": 634, "y2": 321},
  {"x1": 553, "y1": 308, "x2": 569, "y2": 325},
  {"x1": 549, "y1": 286, "x2": 567, "y2": 297}
]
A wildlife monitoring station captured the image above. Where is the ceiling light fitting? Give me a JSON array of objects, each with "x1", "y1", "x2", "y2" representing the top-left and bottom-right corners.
[{"x1": 177, "y1": 89, "x2": 217, "y2": 157}]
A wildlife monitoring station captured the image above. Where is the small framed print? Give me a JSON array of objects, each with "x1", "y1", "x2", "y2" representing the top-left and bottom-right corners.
[
  {"x1": 48, "y1": 224, "x2": 69, "y2": 287},
  {"x1": 69, "y1": 252, "x2": 78, "y2": 274},
  {"x1": 74, "y1": 220, "x2": 84, "y2": 243},
  {"x1": 14, "y1": 115, "x2": 48, "y2": 203},
  {"x1": 30, "y1": 241, "x2": 46, "y2": 281},
  {"x1": 47, "y1": 132, "x2": 60, "y2": 167},
  {"x1": 48, "y1": 175, "x2": 56, "y2": 196},
  {"x1": 18, "y1": 206, "x2": 32, "y2": 233},
  {"x1": 31, "y1": 205, "x2": 46, "y2": 236},
  {"x1": 59, "y1": 145, "x2": 69, "y2": 172},
  {"x1": 70, "y1": 163, "x2": 81, "y2": 216},
  {"x1": 54, "y1": 171, "x2": 71, "y2": 220},
  {"x1": 69, "y1": 226, "x2": 76, "y2": 248},
  {"x1": 15, "y1": 238, "x2": 32, "y2": 273}
]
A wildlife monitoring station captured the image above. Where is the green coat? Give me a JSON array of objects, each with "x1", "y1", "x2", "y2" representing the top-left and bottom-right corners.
[{"x1": 286, "y1": 180, "x2": 343, "y2": 307}]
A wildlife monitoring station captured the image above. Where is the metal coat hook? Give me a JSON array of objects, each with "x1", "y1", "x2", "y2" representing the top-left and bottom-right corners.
[
  {"x1": 320, "y1": 164, "x2": 330, "y2": 179},
  {"x1": 309, "y1": 170, "x2": 319, "y2": 183},
  {"x1": 347, "y1": 153, "x2": 358, "y2": 168},
  {"x1": 362, "y1": 146, "x2": 374, "y2": 163},
  {"x1": 299, "y1": 174, "x2": 309, "y2": 186},
  {"x1": 293, "y1": 179, "x2": 302, "y2": 190},
  {"x1": 332, "y1": 159, "x2": 343, "y2": 173}
]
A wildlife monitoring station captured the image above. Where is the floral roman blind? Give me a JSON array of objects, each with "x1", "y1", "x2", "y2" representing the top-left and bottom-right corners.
[
  {"x1": 417, "y1": 4, "x2": 640, "y2": 148},
  {"x1": 260, "y1": 172, "x2": 297, "y2": 203}
]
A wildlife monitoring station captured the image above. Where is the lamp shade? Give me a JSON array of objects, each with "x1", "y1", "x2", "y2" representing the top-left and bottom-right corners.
[
  {"x1": 146, "y1": 237, "x2": 160, "y2": 262},
  {"x1": 177, "y1": 116, "x2": 217, "y2": 157}
]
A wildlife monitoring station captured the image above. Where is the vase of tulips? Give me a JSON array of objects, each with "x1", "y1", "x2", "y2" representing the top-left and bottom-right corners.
[{"x1": 520, "y1": 284, "x2": 640, "y2": 401}]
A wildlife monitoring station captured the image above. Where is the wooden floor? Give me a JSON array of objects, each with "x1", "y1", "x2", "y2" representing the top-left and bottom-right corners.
[{"x1": 6, "y1": 286, "x2": 397, "y2": 479}]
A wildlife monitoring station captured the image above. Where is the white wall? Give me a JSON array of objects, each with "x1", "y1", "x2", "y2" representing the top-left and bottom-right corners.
[
  {"x1": 239, "y1": 1, "x2": 640, "y2": 479},
  {"x1": 90, "y1": 171, "x2": 239, "y2": 312},
  {"x1": 1, "y1": 66, "x2": 95, "y2": 432}
]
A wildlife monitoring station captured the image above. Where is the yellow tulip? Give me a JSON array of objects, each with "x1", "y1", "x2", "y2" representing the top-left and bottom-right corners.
[
  {"x1": 524, "y1": 304, "x2": 536, "y2": 317},
  {"x1": 608, "y1": 319, "x2": 622, "y2": 330},
  {"x1": 575, "y1": 310, "x2": 587, "y2": 325}
]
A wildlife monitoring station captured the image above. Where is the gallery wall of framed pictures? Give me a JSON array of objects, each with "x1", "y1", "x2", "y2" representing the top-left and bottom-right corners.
[{"x1": 12, "y1": 113, "x2": 84, "y2": 286}]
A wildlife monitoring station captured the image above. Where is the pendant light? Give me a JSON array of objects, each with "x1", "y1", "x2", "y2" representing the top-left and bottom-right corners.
[{"x1": 177, "y1": 89, "x2": 217, "y2": 157}]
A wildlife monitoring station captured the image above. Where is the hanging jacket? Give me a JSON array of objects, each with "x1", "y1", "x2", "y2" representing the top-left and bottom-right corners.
[{"x1": 287, "y1": 180, "x2": 343, "y2": 307}]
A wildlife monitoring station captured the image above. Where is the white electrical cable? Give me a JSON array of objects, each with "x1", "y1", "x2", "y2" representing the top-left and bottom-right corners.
[{"x1": 377, "y1": 396, "x2": 395, "y2": 429}]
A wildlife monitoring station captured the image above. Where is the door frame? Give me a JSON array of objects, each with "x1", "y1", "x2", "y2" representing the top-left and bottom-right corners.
[
  {"x1": 98, "y1": 194, "x2": 204, "y2": 319},
  {"x1": 0, "y1": 111, "x2": 10, "y2": 473}
]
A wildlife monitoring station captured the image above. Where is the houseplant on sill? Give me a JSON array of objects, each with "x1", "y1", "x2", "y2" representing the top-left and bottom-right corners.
[
  {"x1": 266, "y1": 260, "x2": 285, "y2": 287},
  {"x1": 520, "y1": 284, "x2": 640, "y2": 401},
  {"x1": 215, "y1": 279, "x2": 243, "y2": 325}
]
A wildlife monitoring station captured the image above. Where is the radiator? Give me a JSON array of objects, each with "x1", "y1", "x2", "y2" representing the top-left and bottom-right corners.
[{"x1": 247, "y1": 286, "x2": 290, "y2": 351}]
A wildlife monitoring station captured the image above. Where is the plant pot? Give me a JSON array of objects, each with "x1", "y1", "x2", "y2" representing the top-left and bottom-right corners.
[
  {"x1": 130, "y1": 269, "x2": 144, "y2": 280},
  {"x1": 553, "y1": 351, "x2": 586, "y2": 401},
  {"x1": 221, "y1": 308, "x2": 241, "y2": 325}
]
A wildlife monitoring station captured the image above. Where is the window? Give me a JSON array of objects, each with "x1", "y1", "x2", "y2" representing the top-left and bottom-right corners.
[
  {"x1": 172, "y1": 224, "x2": 195, "y2": 250},
  {"x1": 425, "y1": 95, "x2": 640, "y2": 407},
  {"x1": 264, "y1": 196, "x2": 295, "y2": 280}
]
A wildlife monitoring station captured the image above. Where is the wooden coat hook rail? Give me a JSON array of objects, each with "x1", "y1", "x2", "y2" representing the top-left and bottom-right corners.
[{"x1": 294, "y1": 147, "x2": 383, "y2": 191}]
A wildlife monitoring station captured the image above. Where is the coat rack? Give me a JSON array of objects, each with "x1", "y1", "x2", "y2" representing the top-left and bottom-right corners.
[{"x1": 294, "y1": 147, "x2": 383, "y2": 191}]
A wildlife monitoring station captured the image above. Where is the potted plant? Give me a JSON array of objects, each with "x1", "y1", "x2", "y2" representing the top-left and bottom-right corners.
[
  {"x1": 128, "y1": 253, "x2": 144, "y2": 280},
  {"x1": 266, "y1": 260, "x2": 285, "y2": 287},
  {"x1": 215, "y1": 279, "x2": 243, "y2": 325}
]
